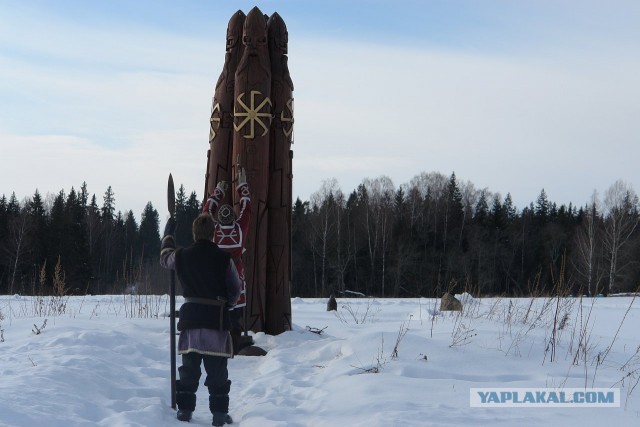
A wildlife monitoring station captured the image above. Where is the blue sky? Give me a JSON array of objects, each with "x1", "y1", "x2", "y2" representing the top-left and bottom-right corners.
[{"x1": 1, "y1": 0, "x2": 639, "y2": 220}]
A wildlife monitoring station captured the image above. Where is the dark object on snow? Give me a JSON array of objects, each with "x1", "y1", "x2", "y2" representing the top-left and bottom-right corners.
[
  {"x1": 327, "y1": 295, "x2": 337, "y2": 311},
  {"x1": 232, "y1": 334, "x2": 255, "y2": 355},
  {"x1": 237, "y1": 345, "x2": 268, "y2": 356},
  {"x1": 306, "y1": 326, "x2": 327, "y2": 335},
  {"x1": 440, "y1": 293, "x2": 463, "y2": 311}
]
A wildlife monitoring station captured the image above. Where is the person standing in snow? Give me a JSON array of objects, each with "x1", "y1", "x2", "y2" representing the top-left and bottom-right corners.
[
  {"x1": 202, "y1": 166, "x2": 251, "y2": 348},
  {"x1": 160, "y1": 212, "x2": 241, "y2": 426}
]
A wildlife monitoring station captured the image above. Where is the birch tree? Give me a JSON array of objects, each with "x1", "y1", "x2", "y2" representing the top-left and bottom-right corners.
[
  {"x1": 574, "y1": 191, "x2": 601, "y2": 296},
  {"x1": 362, "y1": 176, "x2": 395, "y2": 296},
  {"x1": 602, "y1": 180, "x2": 639, "y2": 294},
  {"x1": 310, "y1": 178, "x2": 341, "y2": 297}
]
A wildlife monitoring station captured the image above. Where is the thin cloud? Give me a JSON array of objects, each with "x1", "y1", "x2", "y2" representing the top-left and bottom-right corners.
[{"x1": 1, "y1": 1, "x2": 639, "y2": 219}]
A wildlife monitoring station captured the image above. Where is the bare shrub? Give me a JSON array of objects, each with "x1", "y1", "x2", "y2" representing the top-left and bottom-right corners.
[
  {"x1": 123, "y1": 293, "x2": 166, "y2": 319},
  {"x1": 335, "y1": 298, "x2": 380, "y2": 324},
  {"x1": 48, "y1": 257, "x2": 69, "y2": 316},
  {"x1": 32, "y1": 319, "x2": 47, "y2": 335},
  {"x1": 450, "y1": 319, "x2": 477, "y2": 348},
  {"x1": 391, "y1": 316, "x2": 411, "y2": 360},
  {"x1": 353, "y1": 334, "x2": 386, "y2": 374},
  {"x1": 615, "y1": 344, "x2": 640, "y2": 409},
  {"x1": 591, "y1": 289, "x2": 639, "y2": 387}
]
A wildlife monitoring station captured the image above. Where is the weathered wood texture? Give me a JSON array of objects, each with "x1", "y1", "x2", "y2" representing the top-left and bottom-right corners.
[{"x1": 206, "y1": 7, "x2": 293, "y2": 335}]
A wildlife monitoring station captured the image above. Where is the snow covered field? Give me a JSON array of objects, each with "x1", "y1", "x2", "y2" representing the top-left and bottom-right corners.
[{"x1": 1, "y1": 294, "x2": 638, "y2": 426}]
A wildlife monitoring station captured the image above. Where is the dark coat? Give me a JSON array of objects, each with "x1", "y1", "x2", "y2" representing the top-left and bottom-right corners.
[{"x1": 161, "y1": 238, "x2": 238, "y2": 332}]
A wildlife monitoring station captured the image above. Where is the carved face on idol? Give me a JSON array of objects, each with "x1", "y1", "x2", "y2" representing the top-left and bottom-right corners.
[
  {"x1": 226, "y1": 11, "x2": 245, "y2": 52},
  {"x1": 243, "y1": 8, "x2": 267, "y2": 55},
  {"x1": 268, "y1": 13, "x2": 288, "y2": 55}
]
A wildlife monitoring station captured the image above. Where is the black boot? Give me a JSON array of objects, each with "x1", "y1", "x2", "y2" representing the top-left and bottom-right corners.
[
  {"x1": 176, "y1": 380, "x2": 197, "y2": 422},
  {"x1": 212, "y1": 411, "x2": 233, "y2": 426},
  {"x1": 209, "y1": 380, "x2": 232, "y2": 425},
  {"x1": 177, "y1": 410, "x2": 192, "y2": 422}
]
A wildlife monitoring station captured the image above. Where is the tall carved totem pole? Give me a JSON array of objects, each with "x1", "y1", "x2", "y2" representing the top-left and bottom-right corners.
[{"x1": 206, "y1": 7, "x2": 293, "y2": 335}]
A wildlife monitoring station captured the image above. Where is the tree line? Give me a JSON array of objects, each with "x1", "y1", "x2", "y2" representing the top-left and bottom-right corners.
[
  {"x1": 2, "y1": 172, "x2": 639, "y2": 298},
  {"x1": 292, "y1": 173, "x2": 640, "y2": 298},
  {"x1": 0, "y1": 183, "x2": 201, "y2": 295}
]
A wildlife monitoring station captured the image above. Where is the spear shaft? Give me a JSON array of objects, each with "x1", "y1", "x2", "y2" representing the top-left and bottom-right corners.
[{"x1": 167, "y1": 173, "x2": 177, "y2": 410}]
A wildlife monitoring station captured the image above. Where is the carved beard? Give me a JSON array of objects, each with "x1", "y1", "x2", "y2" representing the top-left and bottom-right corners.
[{"x1": 236, "y1": 48, "x2": 271, "y2": 86}]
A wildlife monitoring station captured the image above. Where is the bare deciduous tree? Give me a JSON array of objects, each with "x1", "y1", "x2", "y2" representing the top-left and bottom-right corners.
[
  {"x1": 310, "y1": 178, "x2": 341, "y2": 297},
  {"x1": 602, "y1": 180, "x2": 639, "y2": 294},
  {"x1": 574, "y1": 191, "x2": 602, "y2": 296},
  {"x1": 362, "y1": 176, "x2": 395, "y2": 296},
  {"x1": 6, "y1": 208, "x2": 31, "y2": 294}
]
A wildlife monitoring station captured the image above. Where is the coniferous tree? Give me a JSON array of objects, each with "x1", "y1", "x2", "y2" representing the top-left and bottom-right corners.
[
  {"x1": 27, "y1": 190, "x2": 48, "y2": 276},
  {"x1": 139, "y1": 202, "x2": 160, "y2": 263},
  {"x1": 535, "y1": 189, "x2": 549, "y2": 224},
  {"x1": 175, "y1": 185, "x2": 191, "y2": 247},
  {"x1": 474, "y1": 191, "x2": 489, "y2": 227},
  {"x1": 79, "y1": 182, "x2": 89, "y2": 207},
  {"x1": 470, "y1": 190, "x2": 492, "y2": 293},
  {"x1": 445, "y1": 173, "x2": 464, "y2": 247},
  {"x1": 47, "y1": 190, "x2": 67, "y2": 276},
  {"x1": 99, "y1": 187, "x2": 118, "y2": 289},
  {"x1": 291, "y1": 197, "x2": 312, "y2": 296},
  {"x1": 110, "y1": 211, "x2": 128, "y2": 286},
  {"x1": 101, "y1": 186, "x2": 116, "y2": 223},
  {"x1": 504, "y1": 193, "x2": 517, "y2": 222},
  {"x1": 85, "y1": 193, "x2": 101, "y2": 292},
  {"x1": 349, "y1": 185, "x2": 371, "y2": 295},
  {"x1": 0, "y1": 195, "x2": 8, "y2": 237},
  {"x1": 186, "y1": 192, "x2": 201, "y2": 222},
  {"x1": 488, "y1": 194, "x2": 504, "y2": 229},
  {"x1": 123, "y1": 210, "x2": 140, "y2": 282},
  {"x1": 442, "y1": 172, "x2": 465, "y2": 292},
  {"x1": 390, "y1": 186, "x2": 418, "y2": 296},
  {"x1": 0, "y1": 195, "x2": 7, "y2": 293},
  {"x1": 64, "y1": 187, "x2": 91, "y2": 291},
  {"x1": 7, "y1": 192, "x2": 20, "y2": 215},
  {"x1": 40, "y1": 190, "x2": 69, "y2": 292}
]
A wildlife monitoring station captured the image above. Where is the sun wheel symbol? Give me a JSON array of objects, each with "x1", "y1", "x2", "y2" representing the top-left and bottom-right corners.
[
  {"x1": 209, "y1": 102, "x2": 221, "y2": 142},
  {"x1": 234, "y1": 91, "x2": 272, "y2": 139},
  {"x1": 281, "y1": 98, "x2": 294, "y2": 138}
]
